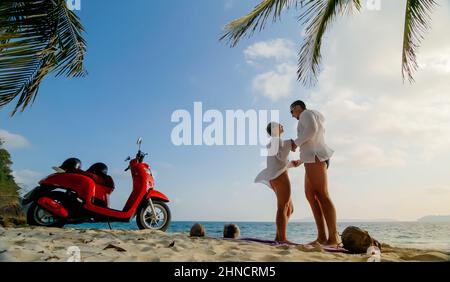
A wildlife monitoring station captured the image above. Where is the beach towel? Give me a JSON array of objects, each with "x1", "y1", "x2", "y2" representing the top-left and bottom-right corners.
[{"x1": 233, "y1": 237, "x2": 348, "y2": 253}]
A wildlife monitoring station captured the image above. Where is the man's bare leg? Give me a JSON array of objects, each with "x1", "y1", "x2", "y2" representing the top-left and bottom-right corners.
[
  {"x1": 305, "y1": 159, "x2": 340, "y2": 246},
  {"x1": 304, "y1": 173, "x2": 327, "y2": 245}
]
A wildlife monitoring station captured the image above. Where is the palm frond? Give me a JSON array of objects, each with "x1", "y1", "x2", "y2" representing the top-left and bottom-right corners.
[
  {"x1": 53, "y1": 0, "x2": 87, "y2": 77},
  {"x1": 297, "y1": 0, "x2": 360, "y2": 87},
  {"x1": 220, "y1": 0, "x2": 297, "y2": 47},
  {"x1": 402, "y1": 0, "x2": 436, "y2": 83},
  {"x1": 0, "y1": 0, "x2": 87, "y2": 115}
]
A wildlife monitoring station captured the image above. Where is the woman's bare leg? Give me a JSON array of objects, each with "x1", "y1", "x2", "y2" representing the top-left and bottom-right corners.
[
  {"x1": 305, "y1": 159, "x2": 340, "y2": 246},
  {"x1": 304, "y1": 174, "x2": 327, "y2": 244},
  {"x1": 270, "y1": 171, "x2": 292, "y2": 243},
  {"x1": 287, "y1": 199, "x2": 294, "y2": 218}
]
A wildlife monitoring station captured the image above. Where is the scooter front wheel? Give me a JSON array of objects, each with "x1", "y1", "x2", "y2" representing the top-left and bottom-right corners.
[{"x1": 136, "y1": 200, "x2": 171, "y2": 231}]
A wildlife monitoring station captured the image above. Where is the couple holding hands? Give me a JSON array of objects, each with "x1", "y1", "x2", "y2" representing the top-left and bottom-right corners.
[{"x1": 255, "y1": 100, "x2": 340, "y2": 247}]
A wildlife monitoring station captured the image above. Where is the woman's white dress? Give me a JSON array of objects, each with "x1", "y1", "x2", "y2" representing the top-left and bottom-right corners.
[{"x1": 254, "y1": 137, "x2": 292, "y2": 189}]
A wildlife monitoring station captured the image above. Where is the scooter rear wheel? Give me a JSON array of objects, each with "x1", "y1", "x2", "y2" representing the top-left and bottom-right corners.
[
  {"x1": 136, "y1": 200, "x2": 171, "y2": 231},
  {"x1": 26, "y1": 191, "x2": 67, "y2": 228}
]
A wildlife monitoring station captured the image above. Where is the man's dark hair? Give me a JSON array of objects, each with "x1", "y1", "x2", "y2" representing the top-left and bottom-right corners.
[{"x1": 290, "y1": 100, "x2": 306, "y2": 110}]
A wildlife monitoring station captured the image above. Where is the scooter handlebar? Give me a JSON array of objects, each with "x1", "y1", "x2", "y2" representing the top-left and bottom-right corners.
[
  {"x1": 124, "y1": 150, "x2": 148, "y2": 171},
  {"x1": 136, "y1": 150, "x2": 148, "y2": 163}
]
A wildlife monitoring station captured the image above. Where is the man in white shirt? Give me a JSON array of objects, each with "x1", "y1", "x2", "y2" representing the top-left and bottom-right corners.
[{"x1": 290, "y1": 100, "x2": 340, "y2": 247}]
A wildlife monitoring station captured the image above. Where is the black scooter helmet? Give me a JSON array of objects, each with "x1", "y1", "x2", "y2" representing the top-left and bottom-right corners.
[
  {"x1": 60, "y1": 158, "x2": 82, "y2": 171},
  {"x1": 87, "y1": 162, "x2": 108, "y2": 176}
]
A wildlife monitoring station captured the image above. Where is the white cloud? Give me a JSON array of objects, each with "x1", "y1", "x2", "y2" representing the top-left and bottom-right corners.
[
  {"x1": 224, "y1": 0, "x2": 236, "y2": 10},
  {"x1": 0, "y1": 129, "x2": 30, "y2": 150},
  {"x1": 244, "y1": 38, "x2": 296, "y2": 63},
  {"x1": 252, "y1": 63, "x2": 297, "y2": 101},
  {"x1": 12, "y1": 169, "x2": 42, "y2": 192},
  {"x1": 426, "y1": 186, "x2": 450, "y2": 195},
  {"x1": 419, "y1": 50, "x2": 450, "y2": 73},
  {"x1": 245, "y1": 38, "x2": 298, "y2": 101},
  {"x1": 334, "y1": 143, "x2": 407, "y2": 168},
  {"x1": 302, "y1": 0, "x2": 450, "y2": 168}
]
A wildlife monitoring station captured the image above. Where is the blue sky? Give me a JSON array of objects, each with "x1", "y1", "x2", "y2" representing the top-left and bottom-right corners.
[{"x1": 1, "y1": 0, "x2": 450, "y2": 221}]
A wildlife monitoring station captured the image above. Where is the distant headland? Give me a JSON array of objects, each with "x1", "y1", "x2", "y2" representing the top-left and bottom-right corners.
[{"x1": 417, "y1": 215, "x2": 450, "y2": 222}]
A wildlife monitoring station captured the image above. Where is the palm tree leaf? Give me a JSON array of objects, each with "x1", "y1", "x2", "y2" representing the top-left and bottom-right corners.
[
  {"x1": 297, "y1": 0, "x2": 360, "y2": 87},
  {"x1": 220, "y1": 0, "x2": 298, "y2": 47},
  {"x1": 0, "y1": 0, "x2": 87, "y2": 115},
  {"x1": 402, "y1": 0, "x2": 436, "y2": 83},
  {"x1": 53, "y1": 0, "x2": 87, "y2": 77}
]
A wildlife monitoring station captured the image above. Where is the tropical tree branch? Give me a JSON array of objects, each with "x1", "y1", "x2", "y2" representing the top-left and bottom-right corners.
[
  {"x1": 220, "y1": 0, "x2": 298, "y2": 47},
  {"x1": 0, "y1": 0, "x2": 87, "y2": 115},
  {"x1": 297, "y1": 0, "x2": 360, "y2": 87},
  {"x1": 402, "y1": 0, "x2": 436, "y2": 83}
]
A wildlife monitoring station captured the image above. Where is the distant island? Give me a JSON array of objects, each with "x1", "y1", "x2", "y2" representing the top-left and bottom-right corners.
[
  {"x1": 417, "y1": 215, "x2": 450, "y2": 222},
  {"x1": 295, "y1": 217, "x2": 397, "y2": 223},
  {"x1": 293, "y1": 215, "x2": 450, "y2": 223}
]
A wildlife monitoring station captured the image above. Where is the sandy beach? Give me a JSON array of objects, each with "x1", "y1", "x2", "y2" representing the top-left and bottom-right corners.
[{"x1": 0, "y1": 226, "x2": 448, "y2": 262}]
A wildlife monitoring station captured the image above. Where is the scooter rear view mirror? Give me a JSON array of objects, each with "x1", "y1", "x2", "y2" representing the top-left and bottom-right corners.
[{"x1": 137, "y1": 137, "x2": 143, "y2": 150}]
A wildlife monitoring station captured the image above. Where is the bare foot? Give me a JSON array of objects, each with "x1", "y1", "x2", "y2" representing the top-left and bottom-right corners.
[
  {"x1": 275, "y1": 239, "x2": 297, "y2": 245},
  {"x1": 324, "y1": 234, "x2": 342, "y2": 246},
  {"x1": 307, "y1": 238, "x2": 327, "y2": 246},
  {"x1": 323, "y1": 235, "x2": 343, "y2": 248}
]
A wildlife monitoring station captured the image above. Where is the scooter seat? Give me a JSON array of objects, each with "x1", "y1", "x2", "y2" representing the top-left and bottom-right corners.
[
  {"x1": 83, "y1": 172, "x2": 115, "y2": 190},
  {"x1": 65, "y1": 168, "x2": 115, "y2": 190}
]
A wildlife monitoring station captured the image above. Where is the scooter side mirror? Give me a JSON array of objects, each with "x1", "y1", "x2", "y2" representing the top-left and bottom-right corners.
[{"x1": 137, "y1": 137, "x2": 143, "y2": 150}]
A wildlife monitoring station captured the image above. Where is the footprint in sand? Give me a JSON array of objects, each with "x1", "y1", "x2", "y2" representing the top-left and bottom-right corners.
[
  {"x1": 78, "y1": 238, "x2": 94, "y2": 244},
  {"x1": 261, "y1": 254, "x2": 283, "y2": 261},
  {"x1": 296, "y1": 244, "x2": 323, "y2": 253},
  {"x1": 277, "y1": 250, "x2": 292, "y2": 256},
  {"x1": 275, "y1": 245, "x2": 290, "y2": 250},
  {"x1": 401, "y1": 252, "x2": 449, "y2": 262},
  {"x1": 13, "y1": 239, "x2": 27, "y2": 247},
  {"x1": 140, "y1": 246, "x2": 153, "y2": 252}
]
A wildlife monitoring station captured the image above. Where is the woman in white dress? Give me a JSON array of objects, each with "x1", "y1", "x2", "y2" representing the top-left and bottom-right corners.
[{"x1": 255, "y1": 122, "x2": 302, "y2": 243}]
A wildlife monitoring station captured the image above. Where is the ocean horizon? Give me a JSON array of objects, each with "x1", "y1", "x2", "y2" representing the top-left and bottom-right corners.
[{"x1": 66, "y1": 221, "x2": 450, "y2": 252}]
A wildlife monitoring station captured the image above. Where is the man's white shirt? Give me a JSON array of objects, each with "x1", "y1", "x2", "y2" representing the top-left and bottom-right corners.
[{"x1": 294, "y1": 109, "x2": 334, "y2": 163}]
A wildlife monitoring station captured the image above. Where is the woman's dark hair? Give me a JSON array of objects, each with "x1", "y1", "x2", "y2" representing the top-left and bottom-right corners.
[
  {"x1": 290, "y1": 100, "x2": 306, "y2": 110},
  {"x1": 266, "y1": 122, "x2": 280, "y2": 136}
]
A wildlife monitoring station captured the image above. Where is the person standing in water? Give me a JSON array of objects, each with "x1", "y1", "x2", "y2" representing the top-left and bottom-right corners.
[
  {"x1": 255, "y1": 122, "x2": 302, "y2": 243},
  {"x1": 290, "y1": 100, "x2": 340, "y2": 247}
]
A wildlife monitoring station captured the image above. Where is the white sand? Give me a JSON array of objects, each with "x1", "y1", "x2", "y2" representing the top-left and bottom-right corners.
[{"x1": 0, "y1": 226, "x2": 448, "y2": 262}]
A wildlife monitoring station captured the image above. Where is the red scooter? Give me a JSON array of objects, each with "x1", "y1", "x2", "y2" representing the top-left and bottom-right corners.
[{"x1": 22, "y1": 138, "x2": 171, "y2": 231}]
